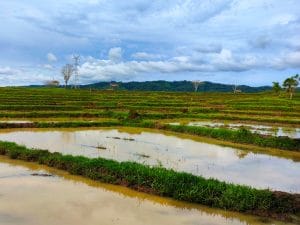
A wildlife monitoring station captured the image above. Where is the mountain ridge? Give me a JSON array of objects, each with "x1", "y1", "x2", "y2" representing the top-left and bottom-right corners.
[{"x1": 80, "y1": 80, "x2": 271, "y2": 93}]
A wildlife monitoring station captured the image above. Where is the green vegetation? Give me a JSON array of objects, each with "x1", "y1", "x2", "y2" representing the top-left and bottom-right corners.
[
  {"x1": 0, "y1": 87, "x2": 299, "y2": 125},
  {"x1": 283, "y1": 74, "x2": 299, "y2": 99},
  {"x1": 0, "y1": 86, "x2": 299, "y2": 222},
  {"x1": 272, "y1": 82, "x2": 281, "y2": 95},
  {"x1": 145, "y1": 123, "x2": 300, "y2": 151},
  {"x1": 0, "y1": 140, "x2": 299, "y2": 220},
  {"x1": 0, "y1": 87, "x2": 299, "y2": 151}
]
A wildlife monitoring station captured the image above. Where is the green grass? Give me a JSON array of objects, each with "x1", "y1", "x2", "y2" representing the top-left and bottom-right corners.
[
  {"x1": 158, "y1": 124, "x2": 300, "y2": 151},
  {"x1": 0, "y1": 87, "x2": 299, "y2": 125},
  {"x1": 0, "y1": 140, "x2": 298, "y2": 219},
  {"x1": 0, "y1": 87, "x2": 299, "y2": 222}
]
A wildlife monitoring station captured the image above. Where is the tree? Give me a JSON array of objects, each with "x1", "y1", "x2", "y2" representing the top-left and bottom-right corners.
[
  {"x1": 62, "y1": 64, "x2": 73, "y2": 88},
  {"x1": 192, "y1": 80, "x2": 202, "y2": 92},
  {"x1": 44, "y1": 80, "x2": 60, "y2": 87},
  {"x1": 272, "y1": 82, "x2": 281, "y2": 95},
  {"x1": 283, "y1": 74, "x2": 299, "y2": 99},
  {"x1": 232, "y1": 85, "x2": 242, "y2": 93}
]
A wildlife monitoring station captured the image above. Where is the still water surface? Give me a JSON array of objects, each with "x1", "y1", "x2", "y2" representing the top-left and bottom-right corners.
[
  {"x1": 0, "y1": 128, "x2": 299, "y2": 193},
  {"x1": 0, "y1": 157, "x2": 295, "y2": 225},
  {"x1": 168, "y1": 121, "x2": 300, "y2": 139}
]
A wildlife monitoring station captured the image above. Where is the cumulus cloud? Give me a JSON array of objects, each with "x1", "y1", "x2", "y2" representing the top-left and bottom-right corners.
[
  {"x1": 131, "y1": 52, "x2": 164, "y2": 60},
  {"x1": 208, "y1": 49, "x2": 244, "y2": 71},
  {"x1": 0, "y1": 1, "x2": 300, "y2": 85},
  {"x1": 215, "y1": 49, "x2": 232, "y2": 62},
  {"x1": 47, "y1": 53, "x2": 57, "y2": 62},
  {"x1": 79, "y1": 48, "x2": 207, "y2": 82},
  {"x1": 78, "y1": 47, "x2": 259, "y2": 82},
  {"x1": 108, "y1": 47, "x2": 122, "y2": 63},
  {"x1": 81, "y1": 61, "x2": 186, "y2": 82},
  {"x1": 285, "y1": 51, "x2": 300, "y2": 67},
  {"x1": 0, "y1": 65, "x2": 62, "y2": 86},
  {"x1": 271, "y1": 51, "x2": 300, "y2": 69},
  {"x1": 43, "y1": 64, "x2": 54, "y2": 69},
  {"x1": 78, "y1": 46, "x2": 300, "y2": 83},
  {"x1": 0, "y1": 66, "x2": 22, "y2": 75}
]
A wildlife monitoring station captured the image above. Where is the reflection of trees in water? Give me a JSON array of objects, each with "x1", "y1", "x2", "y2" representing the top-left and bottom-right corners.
[{"x1": 236, "y1": 150, "x2": 248, "y2": 159}]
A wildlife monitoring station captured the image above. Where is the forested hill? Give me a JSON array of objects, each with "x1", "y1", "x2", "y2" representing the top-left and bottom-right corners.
[{"x1": 81, "y1": 80, "x2": 271, "y2": 93}]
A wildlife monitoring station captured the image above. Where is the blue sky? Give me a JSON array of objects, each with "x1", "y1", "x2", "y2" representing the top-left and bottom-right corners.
[{"x1": 0, "y1": 0, "x2": 299, "y2": 86}]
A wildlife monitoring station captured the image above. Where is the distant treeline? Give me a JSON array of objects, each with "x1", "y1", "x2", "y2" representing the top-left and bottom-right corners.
[{"x1": 81, "y1": 80, "x2": 271, "y2": 93}]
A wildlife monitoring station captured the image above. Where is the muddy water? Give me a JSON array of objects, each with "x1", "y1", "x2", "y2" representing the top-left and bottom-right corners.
[
  {"x1": 0, "y1": 157, "x2": 295, "y2": 225},
  {"x1": 186, "y1": 121, "x2": 300, "y2": 139},
  {"x1": 0, "y1": 120, "x2": 33, "y2": 124},
  {"x1": 0, "y1": 128, "x2": 299, "y2": 193},
  {"x1": 0, "y1": 118, "x2": 118, "y2": 123}
]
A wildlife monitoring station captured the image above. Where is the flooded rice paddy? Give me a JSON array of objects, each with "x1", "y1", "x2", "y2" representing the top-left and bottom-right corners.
[
  {"x1": 0, "y1": 128, "x2": 299, "y2": 193},
  {"x1": 0, "y1": 157, "x2": 296, "y2": 225},
  {"x1": 0, "y1": 120, "x2": 33, "y2": 124},
  {"x1": 168, "y1": 121, "x2": 300, "y2": 139}
]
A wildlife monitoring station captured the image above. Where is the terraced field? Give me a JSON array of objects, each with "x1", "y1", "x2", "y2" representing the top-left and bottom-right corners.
[
  {"x1": 0, "y1": 87, "x2": 299, "y2": 123},
  {"x1": 0, "y1": 87, "x2": 299, "y2": 224}
]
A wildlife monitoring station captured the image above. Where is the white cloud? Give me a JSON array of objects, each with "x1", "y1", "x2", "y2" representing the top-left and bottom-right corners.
[
  {"x1": 172, "y1": 56, "x2": 190, "y2": 63},
  {"x1": 79, "y1": 50, "x2": 206, "y2": 82},
  {"x1": 272, "y1": 51, "x2": 300, "y2": 69},
  {"x1": 131, "y1": 52, "x2": 164, "y2": 60},
  {"x1": 47, "y1": 53, "x2": 57, "y2": 62},
  {"x1": 0, "y1": 66, "x2": 22, "y2": 75},
  {"x1": 271, "y1": 14, "x2": 297, "y2": 25},
  {"x1": 77, "y1": 47, "x2": 300, "y2": 83},
  {"x1": 108, "y1": 47, "x2": 122, "y2": 62},
  {"x1": 285, "y1": 51, "x2": 300, "y2": 67},
  {"x1": 43, "y1": 64, "x2": 54, "y2": 69},
  {"x1": 217, "y1": 49, "x2": 232, "y2": 62},
  {"x1": 0, "y1": 64, "x2": 65, "y2": 86},
  {"x1": 0, "y1": 1, "x2": 300, "y2": 86},
  {"x1": 78, "y1": 48, "x2": 241, "y2": 82},
  {"x1": 209, "y1": 49, "x2": 244, "y2": 71}
]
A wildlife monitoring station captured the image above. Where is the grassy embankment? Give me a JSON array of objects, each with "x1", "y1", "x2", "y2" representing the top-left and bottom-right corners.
[{"x1": 0, "y1": 140, "x2": 299, "y2": 222}]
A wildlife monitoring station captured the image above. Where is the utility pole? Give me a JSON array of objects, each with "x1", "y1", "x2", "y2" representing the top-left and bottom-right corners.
[{"x1": 72, "y1": 55, "x2": 80, "y2": 89}]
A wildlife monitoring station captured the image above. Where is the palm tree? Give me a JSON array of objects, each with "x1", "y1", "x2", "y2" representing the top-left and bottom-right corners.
[{"x1": 283, "y1": 74, "x2": 299, "y2": 99}]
